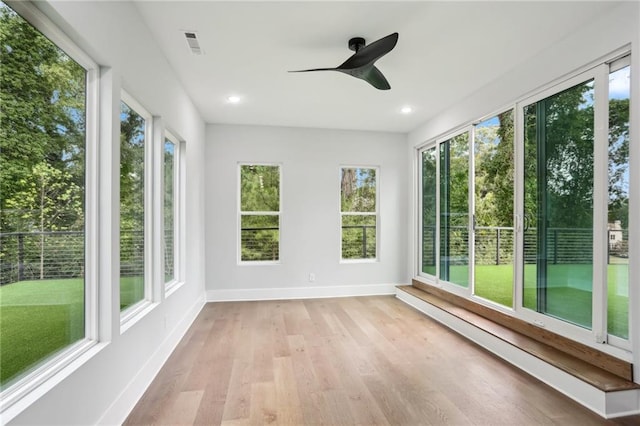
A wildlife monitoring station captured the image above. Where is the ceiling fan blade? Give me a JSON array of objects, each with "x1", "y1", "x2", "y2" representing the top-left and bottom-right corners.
[
  {"x1": 361, "y1": 66, "x2": 391, "y2": 90},
  {"x1": 338, "y1": 32, "x2": 398, "y2": 70},
  {"x1": 288, "y1": 67, "x2": 337, "y2": 73}
]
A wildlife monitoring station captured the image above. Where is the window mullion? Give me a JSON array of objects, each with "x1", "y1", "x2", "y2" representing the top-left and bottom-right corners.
[{"x1": 593, "y1": 63, "x2": 610, "y2": 343}]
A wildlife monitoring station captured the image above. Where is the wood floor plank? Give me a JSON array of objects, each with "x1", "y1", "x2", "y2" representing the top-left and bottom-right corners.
[
  {"x1": 163, "y1": 390, "x2": 204, "y2": 426},
  {"x1": 221, "y1": 359, "x2": 252, "y2": 423},
  {"x1": 248, "y1": 382, "x2": 277, "y2": 425},
  {"x1": 125, "y1": 296, "x2": 640, "y2": 426},
  {"x1": 273, "y1": 356, "x2": 305, "y2": 424}
]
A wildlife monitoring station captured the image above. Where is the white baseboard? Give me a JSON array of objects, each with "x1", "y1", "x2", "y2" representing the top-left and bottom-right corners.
[
  {"x1": 396, "y1": 289, "x2": 640, "y2": 419},
  {"x1": 207, "y1": 283, "x2": 397, "y2": 302},
  {"x1": 98, "y1": 294, "x2": 205, "y2": 425}
]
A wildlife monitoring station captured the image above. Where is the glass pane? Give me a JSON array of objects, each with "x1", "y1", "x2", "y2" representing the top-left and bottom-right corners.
[
  {"x1": 120, "y1": 101, "x2": 145, "y2": 310},
  {"x1": 421, "y1": 148, "x2": 437, "y2": 275},
  {"x1": 439, "y1": 133, "x2": 469, "y2": 287},
  {"x1": 523, "y1": 80, "x2": 594, "y2": 329},
  {"x1": 341, "y1": 168, "x2": 376, "y2": 213},
  {"x1": 607, "y1": 65, "x2": 629, "y2": 339},
  {"x1": 240, "y1": 165, "x2": 280, "y2": 212},
  {"x1": 0, "y1": 1, "x2": 86, "y2": 388},
  {"x1": 164, "y1": 139, "x2": 175, "y2": 284},
  {"x1": 342, "y1": 215, "x2": 376, "y2": 259},
  {"x1": 474, "y1": 111, "x2": 514, "y2": 307},
  {"x1": 241, "y1": 215, "x2": 279, "y2": 261}
]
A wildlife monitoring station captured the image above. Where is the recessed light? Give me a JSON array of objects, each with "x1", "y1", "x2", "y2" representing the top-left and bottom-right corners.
[
  {"x1": 400, "y1": 106, "x2": 413, "y2": 114},
  {"x1": 227, "y1": 95, "x2": 241, "y2": 104}
]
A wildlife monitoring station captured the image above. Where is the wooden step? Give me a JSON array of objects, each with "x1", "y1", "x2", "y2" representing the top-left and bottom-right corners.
[{"x1": 397, "y1": 284, "x2": 639, "y2": 393}]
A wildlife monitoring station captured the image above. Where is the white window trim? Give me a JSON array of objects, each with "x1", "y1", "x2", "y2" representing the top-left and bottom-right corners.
[
  {"x1": 119, "y1": 91, "x2": 157, "y2": 328},
  {"x1": 237, "y1": 163, "x2": 282, "y2": 265},
  {"x1": 339, "y1": 166, "x2": 380, "y2": 263},
  {"x1": 0, "y1": 1, "x2": 101, "y2": 420},
  {"x1": 163, "y1": 129, "x2": 183, "y2": 294}
]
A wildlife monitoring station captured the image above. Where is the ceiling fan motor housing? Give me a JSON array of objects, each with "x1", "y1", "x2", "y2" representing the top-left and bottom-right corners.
[{"x1": 348, "y1": 37, "x2": 366, "y2": 52}]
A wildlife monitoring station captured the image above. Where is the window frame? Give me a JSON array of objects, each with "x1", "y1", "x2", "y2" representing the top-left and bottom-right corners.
[
  {"x1": 119, "y1": 91, "x2": 155, "y2": 325},
  {"x1": 163, "y1": 129, "x2": 182, "y2": 294},
  {"x1": 237, "y1": 163, "x2": 282, "y2": 265},
  {"x1": 339, "y1": 165, "x2": 380, "y2": 263},
  {"x1": 0, "y1": 0, "x2": 100, "y2": 414}
]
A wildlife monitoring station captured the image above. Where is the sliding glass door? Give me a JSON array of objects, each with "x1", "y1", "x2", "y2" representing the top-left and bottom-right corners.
[
  {"x1": 473, "y1": 111, "x2": 515, "y2": 307},
  {"x1": 439, "y1": 133, "x2": 469, "y2": 287},
  {"x1": 522, "y1": 80, "x2": 595, "y2": 329},
  {"x1": 418, "y1": 55, "x2": 630, "y2": 349},
  {"x1": 421, "y1": 147, "x2": 437, "y2": 275}
]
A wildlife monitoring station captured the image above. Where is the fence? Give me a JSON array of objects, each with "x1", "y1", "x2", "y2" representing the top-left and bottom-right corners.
[
  {"x1": 240, "y1": 225, "x2": 377, "y2": 261},
  {"x1": 0, "y1": 229, "x2": 174, "y2": 286},
  {"x1": 341, "y1": 225, "x2": 376, "y2": 259},
  {"x1": 422, "y1": 226, "x2": 627, "y2": 268},
  {"x1": 240, "y1": 227, "x2": 279, "y2": 261}
]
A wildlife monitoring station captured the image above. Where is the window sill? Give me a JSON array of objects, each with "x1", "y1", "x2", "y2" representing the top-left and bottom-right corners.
[
  {"x1": 165, "y1": 280, "x2": 185, "y2": 298},
  {"x1": 238, "y1": 261, "x2": 281, "y2": 266},
  {"x1": 120, "y1": 300, "x2": 158, "y2": 334},
  {"x1": 0, "y1": 339, "x2": 106, "y2": 424},
  {"x1": 340, "y1": 258, "x2": 379, "y2": 264}
]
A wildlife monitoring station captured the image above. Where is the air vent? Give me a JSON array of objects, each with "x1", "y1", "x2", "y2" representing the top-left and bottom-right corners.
[{"x1": 183, "y1": 31, "x2": 203, "y2": 55}]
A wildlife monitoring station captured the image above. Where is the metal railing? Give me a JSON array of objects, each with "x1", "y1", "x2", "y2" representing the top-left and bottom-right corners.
[
  {"x1": 341, "y1": 225, "x2": 376, "y2": 259},
  {"x1": 422, "y1": 226, "x2": 628, "y2": 268},
  {"x1": 0, "y1": 229, "x2": 174, "y2": 286}
]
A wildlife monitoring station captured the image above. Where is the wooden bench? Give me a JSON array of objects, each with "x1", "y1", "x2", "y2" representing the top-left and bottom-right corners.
[{"x1": 397, "y1": 281, "x2": 639, "y2": 393}]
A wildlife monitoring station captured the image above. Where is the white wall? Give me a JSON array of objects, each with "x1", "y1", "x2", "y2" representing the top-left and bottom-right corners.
[
  {"x1": 205, "y1": 124, "x2": 408, "y2": 300},
  {"x1": 406, "y1": 1, "x2": 640, "y2": 378},
  {"x1": 7, "y1": 1, "x2": 206, "y2": 425}
]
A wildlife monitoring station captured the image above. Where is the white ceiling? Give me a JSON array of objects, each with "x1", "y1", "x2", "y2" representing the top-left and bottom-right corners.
[{"x1": 134, "y1": 1, "x2": 617, "y2": 133}]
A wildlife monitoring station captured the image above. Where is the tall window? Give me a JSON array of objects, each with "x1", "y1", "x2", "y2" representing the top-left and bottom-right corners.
[
  {"x1": 120, "y1": 97, "x2": 149, "y2": 311},
  {"x1": 439, "y1": 134, "x2": 469, "y2": 286},
  {"x1": 473, "y1": 111, "x2": 514, "y2": 307},
  {"x1": 340, "y1": 167, "x2": 378, "y2": 261},
  {"x1": 239, "y1": 164, "x2": 281, "y2": 262},
  {"x1": 0, "y1": 1, "x2": 90, "y2": 389},
  {"x1": 421, "y1": 148, "x2": 437, "y2": 275},
  {"x1": 523, "y1": 79, "x2": 595, "y2": 329},
  {"x1": 163, "y1": 133, "x2": 177, "y2": 286}
]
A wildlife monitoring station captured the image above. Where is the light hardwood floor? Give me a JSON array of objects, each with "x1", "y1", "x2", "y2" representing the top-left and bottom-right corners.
[{"x1": 125, "y1": 296, "x2": 640, "y2": 425}]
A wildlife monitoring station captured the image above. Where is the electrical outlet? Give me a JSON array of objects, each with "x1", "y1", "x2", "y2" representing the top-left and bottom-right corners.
[{"x1": 309, "y1": 273, "x2": 315, "y2": 282}]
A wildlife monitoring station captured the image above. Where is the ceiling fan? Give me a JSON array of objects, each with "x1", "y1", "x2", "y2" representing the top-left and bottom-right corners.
[{"x1": 290, "y1": 32, "x2": 399, "y2": 90}]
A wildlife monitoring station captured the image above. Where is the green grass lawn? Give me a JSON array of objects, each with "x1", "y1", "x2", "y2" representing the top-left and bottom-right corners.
[
  {"x1": 422, "y1": 262, "x2": 628, "y2": 339},
  {"x1": 0, "y1": 277, "x2": 142, "y2": 388},
  {"x1": 473, "y1": 263, "x2": 629, "y2": 338},
  {"x1": 0, "y1": 266, "x2": 630, "y2": 388}
]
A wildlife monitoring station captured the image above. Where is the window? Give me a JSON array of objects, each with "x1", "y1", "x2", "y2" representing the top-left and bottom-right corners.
[
  {"x1": 0, "y1": 0, "x2": 96, "y2": 392},
  {"x1": 439, "y1": 134, "x2": 469, "y2": 285},
  {"x1": 417, "y1": 53, "x2": 631, "y2": 351},
  {"x1": 340, "y1": 167, "x2": 378, "y2": 261},
  {"x1": 522, "y1": 78, "x2": 596, "y2": 330},
  {"x1": 119, "y1": 96, "x2": 150, "y2": 311},
  {"x1": 420, "y1": 111, "x2": 515, "y2": 307},
  {"x1": 421, "y1": 148, "x2": 437, "y2": 275},
  {"x1": 239, "y1": 164, "x2": 281, "y2": 262},
  {"x1": 163, "y1": 132, "x2": 179, "y2": 287},
  {"x1": 473, "y1": 111, "x2": 515, "y2": 307}
]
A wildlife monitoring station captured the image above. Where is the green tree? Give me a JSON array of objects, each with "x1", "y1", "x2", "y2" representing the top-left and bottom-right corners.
[
  {"x1": 0, "y1": 4, "x2": 86, "y2": 234},
  {"x1": 608, "y1": 98, "x2": 629, "y2": 228},
  {"x1": 474, "y1": 111, "x2": 514, "y2": 228},
  {"x1": 4, "y1": 163, "x2": 83, "y2": 278}
]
